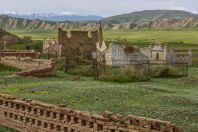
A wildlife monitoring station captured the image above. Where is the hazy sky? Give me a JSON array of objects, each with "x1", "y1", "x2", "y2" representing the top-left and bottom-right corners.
[{"x1": 0, "y1": 0, "x2": 197, "y2": 17}]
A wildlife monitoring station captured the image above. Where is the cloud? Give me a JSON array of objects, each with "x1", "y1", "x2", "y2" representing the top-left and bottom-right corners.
[
  {"x1": 169, "y1": 6, "x2": 188, "y2": 11},
  {"x1": 169, "y1": 6, "x2": 197, "y2": 14}
]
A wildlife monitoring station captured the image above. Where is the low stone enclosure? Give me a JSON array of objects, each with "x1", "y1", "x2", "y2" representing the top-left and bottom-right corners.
[
  {"x1": 0, "y1": 56, "x2": 57, "y2": 77},
  {"x1": 0, "y1": 93, "x2": 183, "y2": 132}
]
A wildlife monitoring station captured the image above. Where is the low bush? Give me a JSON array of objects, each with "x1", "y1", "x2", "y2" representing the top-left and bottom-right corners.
[
  {"x1": 67, "y1": 65, "x2": 94, "y2": 76},
  {"x1": 98, "y1": 65, "x2": 150, "y2": 82},
  {"x1": 0, "y1": 64, "x2": 20, "y2": 72},
  {"x1": 0, "y1": 63, "x2": 21, "y2": 76},
  {"x1": 151, "y1": 65, "x2": 180, "y2": 77}
]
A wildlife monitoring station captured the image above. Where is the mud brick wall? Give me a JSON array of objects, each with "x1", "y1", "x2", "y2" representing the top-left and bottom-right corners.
[
  {"x1": 0, "y1": 51, "x2": 40, "y2": 59},
  {"x1": 43, "y1": 39, "x2": 60, "y2": 55},
  {"x1": 58, "y1": 28, "x2": 101, "y2": 56},
  {"x1": 0, "y1": 57, "x2": 57, "y2": 77},
  {"x1": 0, "y1": 94, "x2": 182, "y2": 132}
]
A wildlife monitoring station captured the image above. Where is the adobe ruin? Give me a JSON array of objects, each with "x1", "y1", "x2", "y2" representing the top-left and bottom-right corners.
[
  {"x1": 43, "y1": 22, "x2": 103, "y2": 56},
  {"x1": 0, "y1": 50, "x2": 40, "y2": 59},
  {"x1": 0, "y1": 56, "x2": 57, "y2": 77}
]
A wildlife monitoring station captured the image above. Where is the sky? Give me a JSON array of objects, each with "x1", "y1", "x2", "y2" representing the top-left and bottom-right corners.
[{"x1": 0, "y1": 0, "x2": 197, "y2": 17}]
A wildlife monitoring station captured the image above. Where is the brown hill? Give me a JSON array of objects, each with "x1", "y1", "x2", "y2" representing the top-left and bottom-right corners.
[
  {"x1": 0, "y1": 15, "x2": 99, "y2": 30},
  {"x1": 146, "y1": 17, "x2": 198, "y2": 29},
  {"x1": 0, "y1": 15, "x2": 198, "y2": 30}
]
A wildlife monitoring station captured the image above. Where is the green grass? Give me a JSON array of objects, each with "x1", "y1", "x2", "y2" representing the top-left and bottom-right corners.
[
  {"x1": 6, "y1": 40, "x2": 43, "y2": 50},
  {"x1": 0, "y1": 126, "x2": 17, "y2": 132},
  {"x1": 0, "y1": 64, "x2": 21, "y2": 76},
  {"x1": 6, "y1": 29, "x2": 198, "y2": 49},
  {"x1": 7, "y1": 29, "x2": 58, "y2": 40},
  {"x1": 0, "y1": 67, "x2": 197, "y2": 132},
  {"x1": 0, "y1": 29, "x2": 198, "y2": 131}
]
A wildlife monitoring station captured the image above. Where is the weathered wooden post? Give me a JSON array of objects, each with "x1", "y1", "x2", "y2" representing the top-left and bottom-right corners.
[
  {"x1": 186, "y1": 63, "x2": 189, "y2": 76},
  {"x1": 188, "y1": 50, "x2": 192, "y2": 66},
  {"x1": 56, "y1": 52, "x2": 58, "y2": 59},
  {"x1": 92, "y1": 51, "x2": 98, "y2": 80},
  {"x1": 3, "y1": 41, "x2": 7, "y2": 50},
  {"x1": 47, "y1": 51, "x2": 49, "y2": 60},
  {"x1": 148, "y1": 60, "x2": 151, "y2": 78},
  {"x1": 64, "y1": 53, "x2": 69, "y2": 73},
  {"x1": 40, "y1": 50, "x2": 42, "y2": 59}
]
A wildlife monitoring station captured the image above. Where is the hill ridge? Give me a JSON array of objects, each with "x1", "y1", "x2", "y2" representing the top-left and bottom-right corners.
[{"x1": 0, "y1": 10, "x2": 198, "y2": 30}]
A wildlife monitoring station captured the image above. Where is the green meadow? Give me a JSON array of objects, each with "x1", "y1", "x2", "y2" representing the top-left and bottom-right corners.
[
  {"x1": 0, "y1": 29, "x2": 198, "y2": 131},
  {"x1": 0, "y1": 65, "x2": 198, "y2": 132},
  {"x1": 7, "y1": 29, "x2": 198, "y2": 49}
]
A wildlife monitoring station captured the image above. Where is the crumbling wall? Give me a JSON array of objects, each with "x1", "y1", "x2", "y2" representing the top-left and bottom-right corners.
[
  {"x1": 0, "y1": 56, "x2": 57, "y2": 77},
  {"x1": 58, "y1": 28, "x2": 101, "y2": 56},
  {"x1": 0, "y1": 93, "x2": 182, "y2": 132},
  {"x1": 0, "y1": 50, "x2": 40, "y2": 59},
  {"x1": 166, "y1": 53, "x2": 192, "y2": 65},
  {"x1": 43, "y1": 39, "x2": 60, "y2": 55}
]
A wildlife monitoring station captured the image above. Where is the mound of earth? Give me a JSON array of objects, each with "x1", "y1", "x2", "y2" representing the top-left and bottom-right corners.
[
  {"x1": 0, "y1": 28, "x2": 21, "y2": 44},
  {"x1": 0, "y1": 56, "x2": 57, "y2": 77}
]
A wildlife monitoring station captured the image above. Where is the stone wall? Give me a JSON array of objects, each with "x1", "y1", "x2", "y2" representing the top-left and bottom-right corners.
[
  {"x1": 0, "y1": 93, "x2": 182, "y2": 132},
  {"x1": 0, "y1": 56, "x2": 57, "y2": 77}
]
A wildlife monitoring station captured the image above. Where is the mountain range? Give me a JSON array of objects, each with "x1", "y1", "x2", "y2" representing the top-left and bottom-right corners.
[
  {"x1": 0, "y1": 10, "x2": 198, "y2": 30},
  {"x1": 0, "y1": 12, "x2": 103, "y2": 21}
]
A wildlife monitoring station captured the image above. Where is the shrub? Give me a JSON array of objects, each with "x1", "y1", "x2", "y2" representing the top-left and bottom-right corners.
[
  {"x1": 98, "y1": 65, "x2": 150, "y2": 82},
  {"x1": 151, "y1": 65, "x2": 180, "y2": 77},
  {"x1": 0, "y1": 64, "x2": 20, "y2": 72},
  {"x1": 0, "y1": 63, "x2": 21, "y2": 76}
]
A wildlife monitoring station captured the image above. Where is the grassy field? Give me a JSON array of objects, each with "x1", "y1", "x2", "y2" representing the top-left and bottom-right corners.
[
  {"x1": 6, "y1": 29, "x2": 198, "y2": 49},
  {"x1": 0, "y1": 65, "x2": 197, "y2": 131},
  {"x1": 0, "y1": 29, "x2": 198, "y2": 131}
]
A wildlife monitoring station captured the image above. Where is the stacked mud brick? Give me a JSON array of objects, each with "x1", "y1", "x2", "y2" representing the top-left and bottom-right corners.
[
  {"x1": 0, "y1": 94, "x2": 183, "y2": 132},
  {"x1": 0, "y1": 50, "x2": 40, "y2": 59}
]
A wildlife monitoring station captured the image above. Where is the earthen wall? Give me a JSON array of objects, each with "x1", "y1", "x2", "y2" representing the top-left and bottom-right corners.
[{"x1": 0, "y1": 94, "x2": 182, "y2": 132}]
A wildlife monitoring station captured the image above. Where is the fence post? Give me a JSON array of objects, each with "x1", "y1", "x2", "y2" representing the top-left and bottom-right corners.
[
  {"x1": 0, "y1": 50, "x2": 2, "y2": 61},
  {"x1": 40, "y1": 51, "x2": 42, "y2": 59},
  {"x1": 93, "y1": 59, "x2": 98, "y2": 80},
  {"x1": 64, "y1": 53, "x2": 69, "y2": 73},
  {"x1": 56, "y1": 52, "x2": 58, "y2": 58},
  {"x1": 186, "y1": 63, "x2": 188, "y2": 76},
  {"x1": 148, "y1": 60, "x2": 151, "y2": 78},
  {"x1": 47, "y1": 51, "x2": 49, "y2": 60}
]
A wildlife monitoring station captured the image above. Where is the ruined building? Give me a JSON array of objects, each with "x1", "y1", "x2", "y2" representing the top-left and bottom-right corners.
[
  {"x1": 43, "y1": 22, "x2": 103, "y2": 56},
  {"x1": 140, "y1": 42, "x2": 192, "y2": 65},
  {"x1": 97, "y1": 42, "x2": 149, "y2": 66}
]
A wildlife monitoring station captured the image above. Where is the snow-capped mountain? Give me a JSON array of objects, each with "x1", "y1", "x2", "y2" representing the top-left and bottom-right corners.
[{"x1": 0, "y1": 12, "x2": 103, "y2": 21}]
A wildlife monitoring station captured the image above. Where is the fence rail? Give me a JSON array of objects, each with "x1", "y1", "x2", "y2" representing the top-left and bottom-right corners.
[{"x1": 64, "y1": 52, "x2": 189, "y2": 81}]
